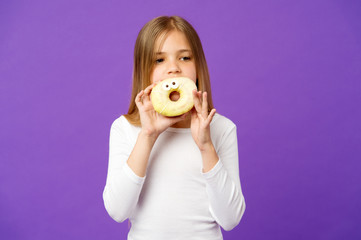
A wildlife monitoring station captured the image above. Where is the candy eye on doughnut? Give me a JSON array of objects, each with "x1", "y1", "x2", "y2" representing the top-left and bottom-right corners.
[
  {"x1": 170, "y1": 80, "x2": 179, "y2": 89},
  {"x1": 162, "y1": 82, "x2": 171, "y2": 91}
]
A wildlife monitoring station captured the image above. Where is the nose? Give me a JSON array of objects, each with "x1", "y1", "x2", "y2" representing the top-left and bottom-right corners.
[{"x1": 167, "y1": 59, "x2": 181, "y2": 75}]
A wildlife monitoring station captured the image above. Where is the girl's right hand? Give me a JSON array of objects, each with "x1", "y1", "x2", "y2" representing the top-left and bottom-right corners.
[{"x1": 135, "y1": 83, "x2": 187, "y2": 139}]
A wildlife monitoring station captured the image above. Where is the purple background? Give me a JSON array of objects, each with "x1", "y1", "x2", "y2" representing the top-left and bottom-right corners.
[{"x1": 1, "y1": 0, "x2": 360, "y2": 239}]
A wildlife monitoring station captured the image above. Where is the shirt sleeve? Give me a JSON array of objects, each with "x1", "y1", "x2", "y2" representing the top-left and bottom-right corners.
[
  {"x1": 102, "y1": 117, "x2": 145, "y2": 223},
  {"x1": 201, "y1": 124, "x2": 246, "y2": 231}
]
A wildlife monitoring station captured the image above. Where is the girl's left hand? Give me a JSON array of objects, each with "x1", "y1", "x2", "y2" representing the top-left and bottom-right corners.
[{"x1": 190, "y1": 89, "x2": 217, "y2": 152}]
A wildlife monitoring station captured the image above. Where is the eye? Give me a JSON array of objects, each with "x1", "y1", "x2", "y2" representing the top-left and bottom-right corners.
[
  {"x1": 170, "y1": 80, "x2": 179, "y2": 89},
  {"x1": 156, "y1": 58, "x2": 164, "y2": 63},
  {"x1": 162, "y1": 82, "x2": 171, "y2": 91},
  {"x1": 180, "y1": 56, "x2": 191, "y2": 61}
]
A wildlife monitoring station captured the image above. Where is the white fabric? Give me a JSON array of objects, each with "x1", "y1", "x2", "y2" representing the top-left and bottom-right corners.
[{"x1": 103, "y1": 113, "x2": 246, "y2": 240}]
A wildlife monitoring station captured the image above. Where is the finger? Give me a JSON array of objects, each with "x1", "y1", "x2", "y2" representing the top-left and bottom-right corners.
[
  {"x1": 198, "y1": 91, "x2": 202, "y2": 103},
  {"x1": 205, "y1": 108, "x2": 216, "y2": 125},
  {"x1": 135, "y1": 90, "x2": 144, "y2": 107},
  {"x1": 145, "y1": 83, "x2": 155, "y2": 91},
  {"x1": 202, "y1": 92, "x2": 208, "y2": 118},
  {"x1": 169, "y1": 113, "x2": 188, "y2": 125},
  {"x1": 144, "y1": 83, "x2": 155, "y2": 93},
  {"x1": 143, "y1": 83, "x2": 155, "y2": 102},
  {"x1": 190, "y1": 107, "x2": 197, "y2": 119},
  {"x1": 191, "y1": 107, "x2": 200, "y2": 126},
  {"x1": 193, "y1": 89, "x2": 202, "y2": 113}
]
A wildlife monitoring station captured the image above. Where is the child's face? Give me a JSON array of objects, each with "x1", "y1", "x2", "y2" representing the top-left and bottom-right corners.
[{"x1": 150, "y1": 30, "x2": 197, "y2": 84}]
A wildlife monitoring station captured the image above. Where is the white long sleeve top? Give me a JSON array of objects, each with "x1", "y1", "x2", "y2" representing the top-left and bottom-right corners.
[{"x1": 103, "y1": 113, "x2": 246, "y2": 240}]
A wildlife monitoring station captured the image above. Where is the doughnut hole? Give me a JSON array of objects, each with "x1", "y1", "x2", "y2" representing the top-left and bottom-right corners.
[{"x1": 169, "y1": 91, "x2": 180, "y2": 101}]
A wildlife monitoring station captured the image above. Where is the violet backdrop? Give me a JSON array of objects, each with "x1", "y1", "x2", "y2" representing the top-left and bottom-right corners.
[{"x1": 1, "y1": 0, "x2": 360, "y2": 239}]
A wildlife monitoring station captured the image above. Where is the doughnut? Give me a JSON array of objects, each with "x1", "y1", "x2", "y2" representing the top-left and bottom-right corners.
[{"x1": 150, "y1": 77, "x2": 197, "y2": 117}]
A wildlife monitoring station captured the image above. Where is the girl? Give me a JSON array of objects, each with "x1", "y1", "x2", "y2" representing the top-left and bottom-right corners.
[{"x1": 103, "y1": 16, "x2": 246, "y2": 239}]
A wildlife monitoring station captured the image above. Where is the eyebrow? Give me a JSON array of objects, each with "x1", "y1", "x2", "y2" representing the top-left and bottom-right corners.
[{"x1": 155, "y1": 49, "x2": 192, "y2": 55}]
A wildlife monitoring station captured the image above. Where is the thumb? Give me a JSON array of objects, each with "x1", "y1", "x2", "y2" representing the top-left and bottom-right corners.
[{"x1": 169, "y1": 112, "x2": 188, "y2": 125}]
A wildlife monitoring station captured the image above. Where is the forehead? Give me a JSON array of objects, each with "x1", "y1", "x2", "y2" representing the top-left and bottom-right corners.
[{"x1": 154, "y1": 30, "x2": 191, "y2": 52}]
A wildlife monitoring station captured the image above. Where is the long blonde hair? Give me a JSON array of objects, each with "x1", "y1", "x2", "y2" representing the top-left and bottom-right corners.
[{"x1": 124, "y1": 16, "x2": 214, "y2": 126}]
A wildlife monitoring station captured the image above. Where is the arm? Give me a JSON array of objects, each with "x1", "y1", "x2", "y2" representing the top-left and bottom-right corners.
[
  {"x1": 190, "y1": 90, "x2": 245, "y2": 231},
  {"x1": 127, "y1": 83, "x2": 188, "y2": 177},
  {"x1": 202, "y1": 125, "x2": 246, "y2": 231},
  {"x1": 102, "y1": 119, "x2": 146, "y2": 223},
  {"x1": 103, "y1": 84, "x2": 187, "y2": 222},
  {"x1": 102, "y1": 121, "x2": 161, "y2": 222}
]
